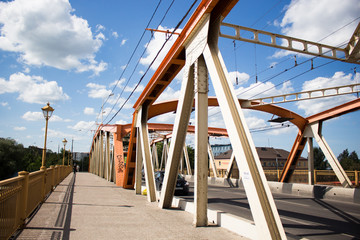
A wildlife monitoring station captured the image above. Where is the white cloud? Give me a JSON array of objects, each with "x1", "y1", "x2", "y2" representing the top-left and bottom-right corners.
[
  {"x1": 22, "y1": 111, "x2": 70, "y2": 122},
  {"x1": 153, "y1": 112, "x2": 176, "y2": 123},
  {"x1": 235, "y1": 80, "x2": 294, "y2": 100},
  {"x1": 115, "y1": 119, "x2": 127, "y2": 125},
  {"x1": 274, "y1": 0, "x2": 360, "y2": 58},
  {"x1": 68, "y1": 120, "x2": 95, "y2": 131},
  {"x1": 295, "y1": 71, "x2": 358, "y2": 116},
  {"x1": 112, "y1": 31, "x2": 119, "y2": 39},
  {"x1": 14, "y1": 126, "x2": 26, "y2": 131},
  {"x1": 86, "y1": 82, "x2": 112, "y2": 99},
  {"x1": 140, "y1": 26, "x2": 181, "y2": 70},
  {"x1": 0, "y1": 72, "x2": 69, "y2": 104},
  {"x1": 22, "y1": 111, "x2": 43, "y2": 121},
  {"x1": 1, "y1": 102, "x2": 8, "y2": 107},
  {"x1": 0, "y1": 0, "x2": 107, "y2": 75},
  {"x1": 96, "y1": 24, "x2": 105, "y2": 32},
  {"x1": 84, "y1": 107, "x2": 95, "y2": 115},
  {"x1": 228, "y1": 71, "x2": 250, "y2": 86},
  {"x1": 154, "y1": 86, "x2": 181, "y2": 103},
  {"x1": 121, "y1": 39, "x2": 127, "y2": 46}
]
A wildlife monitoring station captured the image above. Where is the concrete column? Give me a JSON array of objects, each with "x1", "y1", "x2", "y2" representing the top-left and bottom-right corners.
[
  {"x1": 208, "y1": 142, "x2": 218, "y2": 177},
  {"x1": 135, "y1": 128, "x2": 143, "y2": 195},
  {"x1": 159, "y1": 62, "x2": 195, "y2": 209},
  {"x1": 307, "y1": 137, "x2": 314, "y2": 185},
  {"x1": 138, "y1": 106, "x2": 156, "y2": 202},
  {"x1": 183, "y1": 145, "x2": 192, "y2": 175},
  {"x1": 203, "y1": 15, "x2": 286, "y2": 239},
  {"x1": 309, "y1": 122, "x2": 352, "y2": 187},
  {"x1": 194, "y1": 55, "x2": 208, "y2": 226}
]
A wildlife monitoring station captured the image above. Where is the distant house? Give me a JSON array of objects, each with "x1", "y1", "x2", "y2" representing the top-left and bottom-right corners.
[
  {"x1": 212, "y1": 147, "x2": 308, "y2": 172},
  {"x1": 210, "y1": 144, "x2": 232, "y2": 157}
]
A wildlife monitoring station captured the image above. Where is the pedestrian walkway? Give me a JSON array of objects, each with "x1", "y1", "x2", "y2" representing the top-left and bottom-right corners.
[{"x1": 15, "y1": 172, "x2": 243, "y2": 239}]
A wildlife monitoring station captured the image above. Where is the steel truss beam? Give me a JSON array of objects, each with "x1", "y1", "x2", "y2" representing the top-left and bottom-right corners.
[
  {"x1": 220, "y1": 22, "x2": 360, "y2": 64},
  {"x1": 204, "y1": 15, "x2": 286, "y2": 239},
  {"x1": 305, "y1": 122, "x2": 352, "y2": 187},
  {"x1": 136, "y1": 106, "x2": 157, "y2": 202},
  {"x1": 247, "y1": 83, "x2": 360, "y2": 106},
  {"x1": 157, "y1": 11, "x2": 286, "y2": 238}
]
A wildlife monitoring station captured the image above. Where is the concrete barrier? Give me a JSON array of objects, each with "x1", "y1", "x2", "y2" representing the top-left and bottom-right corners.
[{"x1": 184, "y1": 175, "x2": 360, "y2": 204}]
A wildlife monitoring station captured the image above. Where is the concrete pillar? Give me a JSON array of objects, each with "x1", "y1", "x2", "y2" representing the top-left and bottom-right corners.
[
  {"x1": 137, "y1": 106, "x2": 157, "y2": 202},
  {"x1": 159, "y1": 61, "x2": 195, "y2": 209},
  {"x1": 135, "y1": 128, "x2": 143, "y2": 195},
  {"x1": 307, "y1": 137, "x2": 314, "y2": 185},
  {"x1": 194, "y1": 55, "x2": 208, "y2": 226}
]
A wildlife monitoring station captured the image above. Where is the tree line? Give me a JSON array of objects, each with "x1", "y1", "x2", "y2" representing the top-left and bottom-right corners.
[
  {"x1": 0, "y1": 137, "x2": 88, "y2": 181},
  {"x1": 314, "y1": 147, "x2": 360, "y2": 170}
]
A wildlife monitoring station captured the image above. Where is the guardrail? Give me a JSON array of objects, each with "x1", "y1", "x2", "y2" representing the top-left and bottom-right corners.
[
  {"x1": 0, "y1": 165, "x2": 72, "y2": 240},
  {"x1": 209, "y1": 169, "x2": 359, "y2": 187}
]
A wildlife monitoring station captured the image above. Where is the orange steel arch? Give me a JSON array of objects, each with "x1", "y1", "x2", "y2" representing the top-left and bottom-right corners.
[
  {"x1": 123, "y1": 0, "x2": 239, "y2": 189},
  {"x1": 148, "y1": 97, "x2": 307, "y2": 130},
  {"x1": 279, "y1": 98, "x2": 360, "y2": 183}
]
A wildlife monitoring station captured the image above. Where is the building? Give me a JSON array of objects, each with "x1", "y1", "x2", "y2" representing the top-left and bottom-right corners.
[
  {"x1": 210, "y1": 144, "x2": 232, "y2": 157},
  {"x1": 213, "y1": 147, "x2": 308, "y2": 172}
]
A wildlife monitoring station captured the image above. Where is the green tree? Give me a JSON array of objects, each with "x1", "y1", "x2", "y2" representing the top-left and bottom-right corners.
[
  {"x1": 0, "y1": 138, "x2": 25, "y2": 180},
  {"x1": 186, "y1": 145, "x2": 194, "y2": 170},
  {"x1": 338, "y1": 149, "x2": 360, "y2": 170},
  {"x1": 313, "y1": 147, "x2": 328, "y2": 170}
]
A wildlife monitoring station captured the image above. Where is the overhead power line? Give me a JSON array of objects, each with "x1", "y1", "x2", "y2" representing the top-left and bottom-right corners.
[{"x1": 105, "y1": 0, "x2": 199, "y2": 125}]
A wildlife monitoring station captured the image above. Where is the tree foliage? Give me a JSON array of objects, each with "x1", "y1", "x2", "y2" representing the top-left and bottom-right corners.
[
  {"x1": 338, "y1": 149, "x2": 360, "y2": 170},
  {"x1": 0, "y1": 137, "x2": 63, "y2": 180},
  {"x1": 313, "y1": 147, "x2": 328, "y2": 170}
]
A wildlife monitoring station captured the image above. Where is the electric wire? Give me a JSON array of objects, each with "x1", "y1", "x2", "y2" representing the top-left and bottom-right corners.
[
  {"x1": 96, "y1": 0, "x2": 164, "y2": 121},
  {"x1": 105, "y1": 0, "x2": 199, "y2": 124},
  {"x1": 102, "y1": 0, "x2": 177, "y2": 124},
  {"x1": 85, "y1": 0, "x2": 169, "y2": 134}
]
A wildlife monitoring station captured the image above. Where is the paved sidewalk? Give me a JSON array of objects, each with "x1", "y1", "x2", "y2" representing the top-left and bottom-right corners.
[{"x1": 16, "y1": 172, "x2": 244, "y2": 240}]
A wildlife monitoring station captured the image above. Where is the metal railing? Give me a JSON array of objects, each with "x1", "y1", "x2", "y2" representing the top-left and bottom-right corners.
[
  {"x1": 209, "y1": 169, "x2": 359, "y2": 187},
  {"x1": 0, "y1": 165, "x2": 72, "y2": 240}
]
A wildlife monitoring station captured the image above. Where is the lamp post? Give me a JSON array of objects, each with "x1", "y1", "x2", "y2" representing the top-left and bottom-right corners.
[
  {"x1": 62, "y1": 138, "x2": 67, "y2": 166},
  {"x1": 41, "y1": 102, "x2": 54, "y2": 170}
]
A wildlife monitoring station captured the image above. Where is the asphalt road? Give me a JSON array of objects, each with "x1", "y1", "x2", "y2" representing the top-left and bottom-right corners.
[{"x1": 180, "y1": 182, "x2": 360, "y2": 240}]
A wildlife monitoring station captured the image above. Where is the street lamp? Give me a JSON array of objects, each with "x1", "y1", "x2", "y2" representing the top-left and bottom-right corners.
[
  {"x1": 41, "y1": 102, "x2": 54, "y2": 170},
  {"x1": 62, "y1": 138, "x2": 67, "y2": 166}
]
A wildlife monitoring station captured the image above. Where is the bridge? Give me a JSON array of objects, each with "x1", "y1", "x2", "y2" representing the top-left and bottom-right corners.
[{"x1": 1, "y1": 0, "x2": 360, "y2": 239}]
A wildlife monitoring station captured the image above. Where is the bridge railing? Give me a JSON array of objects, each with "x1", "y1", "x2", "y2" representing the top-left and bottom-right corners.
[
  {"x1": 0, "y1": 165, "x2": 72, "y2": 240},
  {"x1": 208, "y1": 169, "x2": 359, "y2": 187}
]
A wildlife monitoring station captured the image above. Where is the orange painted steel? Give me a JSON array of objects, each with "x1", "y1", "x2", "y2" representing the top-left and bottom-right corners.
[
  {"x1": 148, "y1": 97, "x2": 307, "y2": 129},
  {"x1": 279, "y1": 98, "x2": 360, "y2": 183},
  {"x1": 124, "y1": 0, "x2": 239, "y2": 189}
]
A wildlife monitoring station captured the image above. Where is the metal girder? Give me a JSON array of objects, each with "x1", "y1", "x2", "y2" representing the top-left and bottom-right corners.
[
  {"x1": 280, "y1": 98, "x2": 360, "y2": 183},
  {"x1": 220, "y1": 22, "x2": 360, "y2": 64},
  {"x1": 137, "y1": 106, "x2": 157, "y2": 202},
  {"x1": 204, "y1": 15, "x2": 286, "y2": 239},
  {"x1": 307, "y1": 137, "x2": 314, "y2": 185},
  {"x1": 247, "y1": 83, "x2": 360, "y2": 106},
  {"x1": 151, "y1": 143, "x2": 159, "y2": 171},
  {"x1": 207, "y1": 142, "x2": 218, "y2": 178},
  {"x1": 183, "y1": 145, "x2": 192, "y2": 175},
  {"x1": 159, "y1": 62, "x2": 196, "y2": 209},
  {"x1": 135, "y1": 128, "x2": 143, "y2": 195},
  {"x1": 345, "y1": 22, "x2": 360, "y2": 63},
  {"x1": 225, "y1": 150, "x2": 235, "y2": 179},
  {"x1": 306, "y1": 122, "x2": 352, "y2": 187}
]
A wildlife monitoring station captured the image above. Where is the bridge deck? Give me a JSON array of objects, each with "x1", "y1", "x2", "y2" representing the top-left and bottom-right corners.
[{"x1": 15, "y1": 172, "x2": 243, "y2": 240}]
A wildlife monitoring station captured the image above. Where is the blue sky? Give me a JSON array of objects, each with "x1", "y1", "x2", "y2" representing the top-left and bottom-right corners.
[{"x1": 0, "y1": 0, "x2": 359, "y2": 158}]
